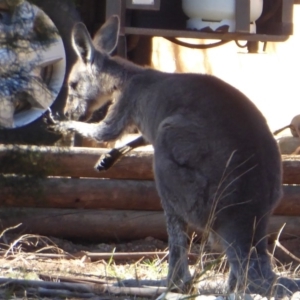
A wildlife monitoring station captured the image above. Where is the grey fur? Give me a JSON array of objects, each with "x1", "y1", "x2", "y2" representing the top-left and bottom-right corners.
[
  {"x1": 49, "y1": 16, "x2": 300, "y2": 296},
  {"x1": 274, "y1": 114, "x2": 300, "y2": 138}
]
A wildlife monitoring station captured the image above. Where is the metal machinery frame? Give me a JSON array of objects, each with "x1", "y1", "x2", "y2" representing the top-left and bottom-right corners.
[{"x1": 105, "y1": 0, "x2": 295, "y2": 56}]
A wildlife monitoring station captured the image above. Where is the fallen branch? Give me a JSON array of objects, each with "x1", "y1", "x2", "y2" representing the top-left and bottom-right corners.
[
  {"x1": 27, "y1": 287, "x2": 94, "y2": 298},
  {"x1": 0, "y1": 277, "x2": 93, "y2": 293},
  {"x1": 0, "y1": 276, "x2": 168, "y2": 298},
  {"x1": 40, "y1": 274, "x2": 169, "y2": 297},
  {"x1": 104, "y1": 285, "x2": 168, "y2": 297},
  {"x1": 40, "y1": 275, "x2": 168, "y2": 297}
]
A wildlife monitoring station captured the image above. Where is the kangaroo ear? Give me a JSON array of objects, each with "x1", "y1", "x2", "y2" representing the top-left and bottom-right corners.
[
  {"x1": 93, "y1": 15, "x2": 120, "y2": 54},
  {"x1": 72, "y1": 22, "x2": 95, "y2": 64}
]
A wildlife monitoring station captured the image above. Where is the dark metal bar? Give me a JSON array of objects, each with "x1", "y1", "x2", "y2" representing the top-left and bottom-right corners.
[
  {"x1": 235, "y1": 0, "x2": 250, "y2": 33},
  {"x1": 106, "y1": 0, "x2": 126, "y2": 35},
  {"x1": 106, "y1": 0, "x2": 127, "y2": 57},
  {"x1": 282, "y1": 0, "x2": 294, "y2": 35},
  {"x1": 124, "y1": 27, "x2": 289, "y2": 42}
]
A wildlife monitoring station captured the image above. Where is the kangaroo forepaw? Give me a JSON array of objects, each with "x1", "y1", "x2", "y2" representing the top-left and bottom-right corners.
[
  {"x1": 44, "y1": 108, "x2": 70, "y2": 134},
  {"x1": 94, "y1": 148, "x2": 123, "y2": 171},
  {"x1": 43, "y1": 108, "x2": 58, "y2": 126},
  {"x1": 46, "y1": 121, "x2": 76, "y2": 134}
]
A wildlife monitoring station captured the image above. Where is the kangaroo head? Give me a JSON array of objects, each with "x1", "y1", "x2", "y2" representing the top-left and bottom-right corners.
[
  {"x1": 290, "y1": 114, "x2": 300, "y2": 137},
  {"x1": 65, "y1": 16, "x2": 120, "y2": 121}
]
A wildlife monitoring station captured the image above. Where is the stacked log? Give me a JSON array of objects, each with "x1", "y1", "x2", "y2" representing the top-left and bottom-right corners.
[{"x1": 0, "y1": 145, "x2": 300, "y2": 241}]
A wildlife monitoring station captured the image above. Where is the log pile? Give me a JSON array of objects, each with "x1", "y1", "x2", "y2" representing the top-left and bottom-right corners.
[{"x1": 0, "y1": 144, "x2": 300, "y2": 242}]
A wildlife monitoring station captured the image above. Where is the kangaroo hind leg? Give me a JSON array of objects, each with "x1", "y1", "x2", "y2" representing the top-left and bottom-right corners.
[
  {"x1": 153, "y1": 116, "x2": 211, "y2": 292},
  {"x1": 216, "y1": 211, "x2": 276, "y2": 295}
]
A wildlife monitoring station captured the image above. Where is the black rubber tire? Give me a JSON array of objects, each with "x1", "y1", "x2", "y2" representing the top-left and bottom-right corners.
[{"x1": 0, "y1": 0, "x2": 81, "y2": 145}]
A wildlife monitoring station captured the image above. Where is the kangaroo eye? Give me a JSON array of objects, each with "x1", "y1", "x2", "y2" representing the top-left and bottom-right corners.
[{"x1": 69, "y1": 81, "x2": 78, "y2": 90}]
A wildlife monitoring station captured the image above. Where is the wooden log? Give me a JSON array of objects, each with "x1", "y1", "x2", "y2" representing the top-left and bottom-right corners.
[
  {"x1": 1, "y1": 175, "x2": 300, "y2": 215},
  {"x1": 268, "y1": 215, "x2": 300, "y2": 240},
  {"x1": 0, "y1": 208, "x2": 168, "y2": 241},
  {"x1": 1, "y1": 145, "x2": 300, "y2": 183},
  {"x1": 0, "y1": 208, "x2": 299, "y2": 242},
  {"x1": 273, "y1": 185, "x2": 300, "y2": 216},
  {"x1": 0, "y1": 144, "x2": 154, "y2": 180},
  {"x1": 0, "y1": 177, "x2": 162, "y2": 211},
  {"x1": 282, "y1": 155, "x2": 300, "y2": 184}
]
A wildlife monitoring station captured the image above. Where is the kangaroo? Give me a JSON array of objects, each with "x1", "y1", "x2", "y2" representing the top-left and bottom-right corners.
[
  {"x1": 47, "y1": 16, "x2": 300, "y2": 296},
  {"x1": 273, "y1": 114, "x2": 300, "y2": 138},
  {"x1": 273, "y1": 115, "x2": 300, "y2": 155},
  {"x1": 94, "y1": 135, "x2": 146, "y2": 171}
]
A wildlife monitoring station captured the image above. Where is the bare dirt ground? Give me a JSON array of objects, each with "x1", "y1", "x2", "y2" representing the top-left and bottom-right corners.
[
  {"x1": 1, "y1": 231, "x2": 300, "y2": 299},
  {"x1": 0, "y1": 233, "x2": 172, "y2": 299},
  {"x1": 0, "y1": 233, "x2": 169, "y2": 279},
  {"x1": 0, "y1": 232, "x2": 227, "y2": 299}
]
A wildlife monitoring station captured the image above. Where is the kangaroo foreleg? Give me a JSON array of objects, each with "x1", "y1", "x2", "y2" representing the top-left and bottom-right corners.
[
  {"x1": 95, "y1": 135, "x2": 147, "y2": 171},
  {"x1": 273, "y1": 125, "x2": 291, "y2": 136},
  {"x1": 45, "y1": 111, "x2": 147, "y2": 170}
]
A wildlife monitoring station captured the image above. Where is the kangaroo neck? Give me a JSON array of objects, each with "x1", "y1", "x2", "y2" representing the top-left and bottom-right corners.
[{"x1": 105, "y1": 55, "x2": 146, "y2": 90}]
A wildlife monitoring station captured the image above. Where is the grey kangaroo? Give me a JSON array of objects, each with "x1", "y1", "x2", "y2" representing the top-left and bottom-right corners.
[
  {"x1": 274, "y1": 114, "x2": 300, "y2": 138},
  {"x1": 47, "y1": 16, "x2": 300, "y2": 296}
]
